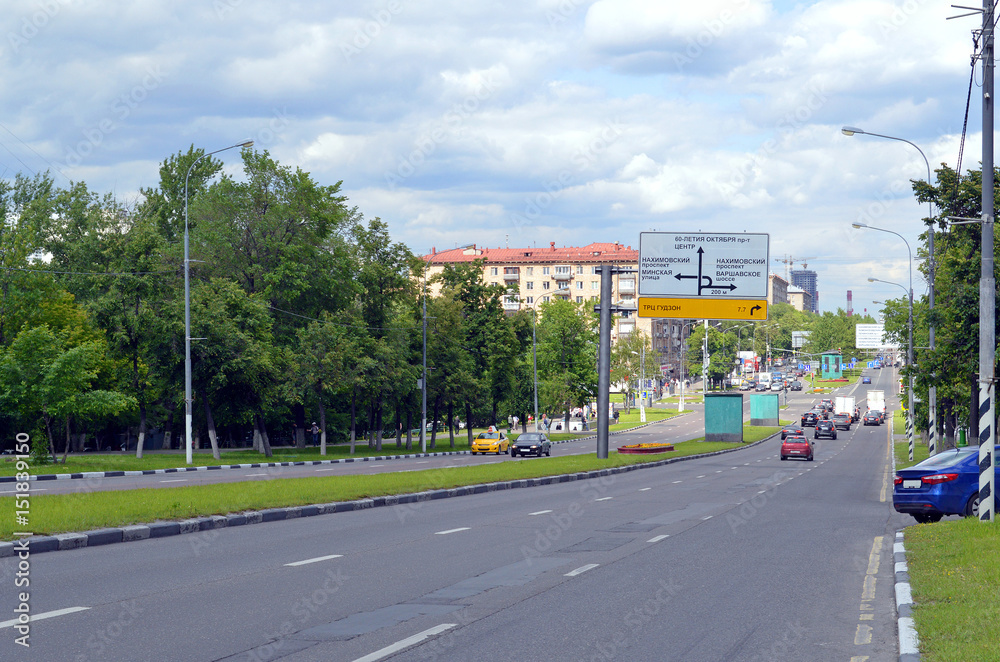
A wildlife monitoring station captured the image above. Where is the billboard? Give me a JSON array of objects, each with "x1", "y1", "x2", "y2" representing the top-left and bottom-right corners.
[{"x1": 855, "y1": 323, "x2": 898, "y2": 349}]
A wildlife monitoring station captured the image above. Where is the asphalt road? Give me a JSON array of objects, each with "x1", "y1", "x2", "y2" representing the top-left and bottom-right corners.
[{"x1": 0, "y1": 369, "x2": 911, "y2": 661}]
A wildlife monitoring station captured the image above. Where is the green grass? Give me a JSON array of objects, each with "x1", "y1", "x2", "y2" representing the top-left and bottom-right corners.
[
  {"x1": 0, "y1": 439, "x2": 746, "y2": 540},
  {"x1": 895, "y1": 440, "x2": 931, "y2": 470},
  {"x1": 904, "y1": 518, "x2": 1000, "y2": 661}
]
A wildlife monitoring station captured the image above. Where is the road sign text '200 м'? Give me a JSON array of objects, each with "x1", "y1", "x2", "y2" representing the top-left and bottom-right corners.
[
  {"x1": 639, "y1": 232, "x2": 769, "y2": 299},
  {"x1": 637, "y1": 297, "x2": 769, "y2": 321}
]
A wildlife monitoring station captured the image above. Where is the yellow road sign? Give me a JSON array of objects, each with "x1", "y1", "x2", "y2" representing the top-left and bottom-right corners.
[{"x1": 637, "y1": 297, "x2": 768, "y2": 320}]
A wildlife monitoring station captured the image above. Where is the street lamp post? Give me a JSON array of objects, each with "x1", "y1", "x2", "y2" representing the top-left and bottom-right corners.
[
  {"x1": 868, "y1": 274, "x2": 915, "y2": 460},
  {"x1": 528, "y1": 287, "x2": 570, "y2": 431},
  {"x1": 676, "y1": 321, "x2": 698, "y2": 412},
  {"x1": 843, "y1": 126, "x2": 937, "y2": 455},
  {"x1": 184, "y1": 140, "x2": 253, "y2": 465}
]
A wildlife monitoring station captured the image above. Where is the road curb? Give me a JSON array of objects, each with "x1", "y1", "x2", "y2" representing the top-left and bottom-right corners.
[
  {"x1": 2, "y1": 434, "x2": 773, "y2": 557},
  {"x1": 894, "y1": 530, "x2": 921, "y2": 661}
]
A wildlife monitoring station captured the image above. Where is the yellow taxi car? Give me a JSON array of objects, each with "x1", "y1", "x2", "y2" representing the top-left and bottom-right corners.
[{"x1": 470, "y1": 428, "x2": 509, "y2": 455}]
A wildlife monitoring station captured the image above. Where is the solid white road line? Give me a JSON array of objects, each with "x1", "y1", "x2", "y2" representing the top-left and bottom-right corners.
[
  {"x1": 244, "y1": 473, "x2": 269, "y2": 477},
  {"x1": 529, "y1": 510, "x2": 553, "y2": 516},
  {"x1": 352, "y1": 623, "x2": 457, "y2": 662},
  {"x1": 435, "y1": 527, "x2": 470, "y2": 535},
  {"x1": 565, "y1": 564, "x2": 599, "y2": 577},
  {"x1": 0, "y1": 488, "x2": 46, "y2": 494},
  {"x1": 0, "y1": 606, "x2": 90, "y2": 629},
  {"x1": 159, "y1": 479, "x2": 186, "y2": 483},
  {"x1": 647, "y1": 535, "x2": 669, "y2": 543},
  {"x1": 315, "y1": 468, "x2": 338, "y2": 472},
  {"x1": 284, "y1": 554, "x2": 343, "y2": 567}
]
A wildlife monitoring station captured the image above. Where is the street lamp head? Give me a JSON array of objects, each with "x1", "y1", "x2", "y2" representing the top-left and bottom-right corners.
[
  {"x1": 842, "y1": 126, "x2": 864, "y2": 136},
  {"x1": 238, "y1": 140, "x2": 254, "y2": 148},
  {"x1": 867, "y1": 277, "x2": 877, "y2": 283},
  {"x1": 852, "y1": 222, "x2": 867, "y2": 229}
]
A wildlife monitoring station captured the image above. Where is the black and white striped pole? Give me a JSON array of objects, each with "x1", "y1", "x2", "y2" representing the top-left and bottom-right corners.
[{"x1": 978, "y1": 0, "x2": 995, "y2": 522}]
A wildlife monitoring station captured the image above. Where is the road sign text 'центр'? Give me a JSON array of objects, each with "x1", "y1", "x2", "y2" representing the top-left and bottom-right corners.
[{"x1": 639, "y1": 232, "x2": 770, "y2": 299}]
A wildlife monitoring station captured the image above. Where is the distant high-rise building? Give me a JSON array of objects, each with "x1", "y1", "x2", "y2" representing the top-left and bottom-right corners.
[
  {"x1": 847, "y1": 290, "x2": 853, "y2": 317},
  {"x1": 791, "y1": 269, "x2": 818, "y2": 313}
]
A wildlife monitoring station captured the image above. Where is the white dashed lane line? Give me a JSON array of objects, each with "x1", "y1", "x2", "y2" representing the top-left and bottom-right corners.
[
  {"x1": 284, "y1": 554, "x2": 343, "y2": 567},
  {"x1": 648, "y1": 535, "x2": 669, "y2": 543},
  {"x1": 435, "y1": 527, "x2": 470, "y2": 535},
  {"x1": 565, "y1": 564, "x2": 599, "y2": 577},
  {"x1": 0, "y1": 606, "x2": 90, "y2": 629},
  {"x1": 529, "y1": 510, "x2": 553, "y2": 516}
]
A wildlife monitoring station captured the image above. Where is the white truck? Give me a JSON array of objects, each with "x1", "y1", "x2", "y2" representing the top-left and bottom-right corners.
[
  {"x1": 867, "y1": 390, "x2": 886, "y2": 421},
  {"x1": 835, "y1": 395, "x2": 856, "y2": 422},
  {"x1": 755, "y1": 372, "x2": 772, "y2": 389}
]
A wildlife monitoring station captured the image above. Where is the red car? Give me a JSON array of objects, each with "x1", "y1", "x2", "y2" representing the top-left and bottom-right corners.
[{"x1": 781, "y1": 436, "x2": 814, "y2": 461}]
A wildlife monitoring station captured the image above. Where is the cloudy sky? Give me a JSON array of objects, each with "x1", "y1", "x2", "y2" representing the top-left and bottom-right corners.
[{"x1": 0, "y1": 0, "x2": 984, "y2": 313}]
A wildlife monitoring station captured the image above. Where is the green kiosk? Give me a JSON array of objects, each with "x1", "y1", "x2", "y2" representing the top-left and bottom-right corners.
[{"x1": 820, "y1": 351, "x2": 843, "y2": 380}]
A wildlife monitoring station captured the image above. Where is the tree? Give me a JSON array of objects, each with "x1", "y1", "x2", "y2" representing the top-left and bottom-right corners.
[{"x1": 536, "y1": 299, "x2": 598, "y2": 427}]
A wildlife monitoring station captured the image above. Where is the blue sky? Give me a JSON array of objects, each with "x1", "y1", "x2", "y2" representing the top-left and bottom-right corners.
[{"x1": 0, "y1": 0, "x2": 983, "y2": 314}]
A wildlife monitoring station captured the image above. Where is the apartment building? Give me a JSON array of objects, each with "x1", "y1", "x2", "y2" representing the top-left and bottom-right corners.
[{"x1": 421, "y1": 241, "x2": 653, "y2": 342}]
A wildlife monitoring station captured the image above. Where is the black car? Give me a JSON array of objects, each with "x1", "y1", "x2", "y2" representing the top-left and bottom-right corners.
[
  {"x1": 831, "y1": 413, "x2": 852, "y2": 431},
  {"x1": 863, "y1": 411, "x2": 881, "y2": 426},
  {"x1": 814, "y1": 419, "x2": 838, "y2": 439},
  {"x1": 800, "y1": 411, "x2": 819, "y2": 427},
  {"x1": 510, "y1": 432, "x2": 551, "y2": 457},
  {"x1": 790, "y1": 381, "x2": 803, "y2": 391},
  {"x1": 781, "y1": 425, "x2": 805, "y2": 440}
]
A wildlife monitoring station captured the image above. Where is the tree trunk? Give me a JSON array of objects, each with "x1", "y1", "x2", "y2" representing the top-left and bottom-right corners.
[
  {"x1": 430, "y1": 395, "x2": 440, "y2": 449},
  {"x1": 204, "y1": 398, "x2": 221, "y2": 460},
  {"x1": 405, "y1": 407, "x2": 412, "y2": 451},
  {"x1": 448, "y1": 401, "x2": 455, "y2": 449},
  {"x1": 163, "y1": 408, "x2": 174, "y2": 450},
  {"x1": 253, "y1": 427, "x2": 262, "y2": 453},
  {"x1": 60, "y1": 415, "x2": 71, "y2": 464},
  {"x1": 294, "y1": 402, "x2": 306, "y2": 449},
  {"x1": 350, "y1": 389, "x2": 357, "y2": 455},
  {"x1": 136, "y1": 402, "x2": 148, "y2": 459},
  {"x1": 255, "y1": 413, "x2": 273, "y2": 458},
  {"x1": 491, "y1": 399, "x2": 498, "y2": 428},
  {"x1": 395, "y1": 400, "x2": 402, "y2": 449},
  {"x1": 375, "y1": 397, "x2": 383, "y2": 452},
  {"x1": 369, "y1": 399, "x2": 377, "y2": 449},
  {"x1": 44, "y1": 415, "x2": 55, "y2": 462},
  {"x1": 319, "y1": 399, "x2": 328, "y2": 456},
  {"x1": 466, "y1": 401, "x2": 474, "y2": 447}
]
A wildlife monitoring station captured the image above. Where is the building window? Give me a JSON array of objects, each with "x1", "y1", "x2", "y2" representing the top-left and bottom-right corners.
[
  {"x1": 576, "y1": 265, "x2": 584, "y2": 274},
  {"x1": 526, "y1": 296, "x2": 534, "y2": 304},
  {"x1": 490, "y1": 267, "x2": 498, "y2": 276},
  {"x1": 591, "y1": 295, "x2": 598, "y2": 301},
  {"x1": 555, "y1": 266, "x2": 570, "y2": 275},
  {"x1": 576, "y1": 296, "x2": 583, "y2": 303},
  {"x1": 526, "y1": 267, "x2": 533, "y2": 275},
  {"x1": 542, "y1": 266, "x2": 550, "y2": 275},
  {"x1": 526, "y1": 282, "x2": 534, "y2": 290},
  {"x1": 591, "y1": 281, "x2": 599, "y2": 290},
  {"x1": 591, "y1": 266, "x2": 600, "y2": 274},
  {"x1": 543, "y1": 281, "x2": 550, "y2": 290},
  {"x1": 543, "y1": 296, "x2": 550, "y2": 303},
  {"x1": 576, "y1": 281, "x2": 583, "y2": 289}
]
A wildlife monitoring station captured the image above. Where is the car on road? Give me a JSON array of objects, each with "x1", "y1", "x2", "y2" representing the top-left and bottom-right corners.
[
  {"x1": 739, "y1": 380, "x2": 754, "y2": 391},
  {"x1": 770, "y1": 381, "x2": 784, "y2": 391},
  {"x1": 853, "y1": 405, "x2": 861, "y2": 422},
  {"x1": 863, "y1": 411, "x2": 881, "y2": 426},
  {"x1": 800, "y1": 411, "x2": 819, "y2": 427},
  {"x1": 832, "y1": 413, "x2": 852, "y2": 430},
  {"x1": 814, "y1": 419, "x2": 837, "y2": 439},
  {"x1": 893, "y1": 446, "x2": 1000, "y2": 523},
  {"x1": 781, "y1": 425, "x2": 805, "y2": 440},
  {"x1": 790, "y1": 381, "x2": 803, "y2": 391},
  {"x1": 780, "y1": 436, "x2": 814, "y2": 461},
  {"x1": 862, "y1": 376, "x2": 872, "y2": 384},
  {"x1": 820, "y1": 399, "x2": 834, "y2": 412},
  {"x1": 471, "y1": 430, "x2": 509, "y2": 455},
  {"x1": 755, "y1": 382, "x2": 769, "y2": 392},
  {"x1": 510, "y1": 432, "x2": 551, "y2": 457}
]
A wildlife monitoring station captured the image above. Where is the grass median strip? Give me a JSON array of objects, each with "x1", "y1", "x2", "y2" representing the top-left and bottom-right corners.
[
  {"x1": 904, "y1": 517, "x2": 1000, "y2": 661},
  {"x1": 0, "y1": 439, "x2": 755, "y2": 541}
]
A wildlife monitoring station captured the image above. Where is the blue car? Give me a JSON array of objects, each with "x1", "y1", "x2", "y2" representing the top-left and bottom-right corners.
[
  {"x1": 893, "y1": 446, "x2": 1000, "y2": 523},
  {"x1": 862, "y1": 376, "x2": 871, "y2": 384}
]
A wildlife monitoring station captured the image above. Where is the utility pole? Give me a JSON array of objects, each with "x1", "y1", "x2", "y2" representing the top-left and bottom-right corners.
[
  {"x1": 702, "y1": 319, "x2": 709, "y2": 397},
  {"x1": 979, "y1": 0, "x2": 996, "y2": 521},
  {"x1": 421, "y1": 281, "x2": 428, "y2": 454},
  {"x1": 596, "y1": 265, "x2": 613, "y2": 459}
]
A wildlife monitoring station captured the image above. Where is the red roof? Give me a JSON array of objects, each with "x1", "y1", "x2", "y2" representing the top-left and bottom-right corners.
[{"x1": 422, "y1": 242, "x2": 637, "y2": 265}]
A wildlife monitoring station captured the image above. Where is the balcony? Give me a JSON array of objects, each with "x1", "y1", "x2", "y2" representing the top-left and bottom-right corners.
[
  {"x1": 618, "y1": 278, "x2": 636, "y2": 294},
  {"x1": 503, "y1": 268, "x2": 520, "y2": 281}
]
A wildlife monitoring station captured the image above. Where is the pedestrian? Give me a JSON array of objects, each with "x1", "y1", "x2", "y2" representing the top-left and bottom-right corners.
[
  {"x1": 311, "y1": 421, "x2": 320, "y2": 446},
  {"x1": 613, "y1": 409, "x2": 620, "y2": 424}
]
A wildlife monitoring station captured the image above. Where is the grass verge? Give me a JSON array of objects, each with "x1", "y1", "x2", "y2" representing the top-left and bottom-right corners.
[
  {"x1": 0, "y1": 439, "x2": 747, "y2": 541},
  {"x1": 905, "y1": 518, "x2": 1000, "y2": 661}
]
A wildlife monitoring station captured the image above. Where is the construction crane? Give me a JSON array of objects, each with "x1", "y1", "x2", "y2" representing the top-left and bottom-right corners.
[{"x1": 773, "y1": 255, "x2": 817, "y2": 281}]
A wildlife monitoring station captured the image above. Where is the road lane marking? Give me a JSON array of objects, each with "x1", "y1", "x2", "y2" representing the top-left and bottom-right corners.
[
  {"x1": 647, "y1": 535, "x2": 669, "y2": 543},
  {"x1": 594, "y1": 497, "x2": 613, "y2": 502},
  {"x1": 160, "y1": 479, "x2": 186, "y2": 483},
  {"x1": 529, "y1": 510, "x2": 553, "y2": 516},
  {"x1": 672, "y1": 480, "x2": 682, "y2": 484},
  {"x1": 0, "y1": 488, "x2": 46, "y2": 494},
  {"x1": 565, "y1": 564, "x2": 599, "y2": 577},
  {"x1": 0, "y1": 606, "x2": 90, "y2": 629},
  {"x1": 639, "y1": 487, "x2": 651, "y2": 491},
  {"x1": 352, "y1": 623, "x2": 457, "y2": 662},
  {"x1": 854, "y1": 624, "x2": 873, "y2": 645},
  {"x1": 315, "y1": 468, "x2": 338, "y2": 472},
  {"x1": 701, "y1": 516, "x2": 713, "y2": 520},
  {"x1": 245, "y1": 473, "x2": 269, "y2": 477},
  {"x1": 696, "y1": 475, "x2": 705, "y2": 479},
  {"x1": 435, "y1": 527, "x2": 470, "y2": 535},
  {"x1": 285, "y1": 554, "x2": 343, "y2": 567}
]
